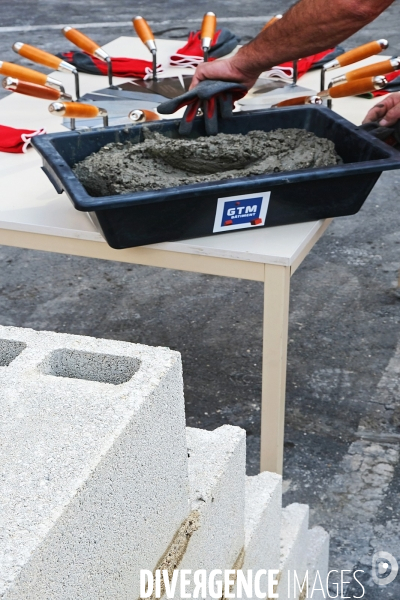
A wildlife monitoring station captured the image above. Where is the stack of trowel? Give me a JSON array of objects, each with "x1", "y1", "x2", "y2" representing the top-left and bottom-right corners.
[
  {"x1": 236, "y1": 16, "x2": 392, "y2": 111},
  {"x1": 76, "y1": 75, "x2": 193, "y2": 129},
  {"x1": 59, "y1": 20, "x2": 184, "y2": 129},
  {"x1": 64, "y1": 12, "x2": 216, "y2": 129}
]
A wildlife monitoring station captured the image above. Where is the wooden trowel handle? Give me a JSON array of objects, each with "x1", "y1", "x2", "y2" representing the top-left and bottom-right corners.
[
  {"x1": 201, "y1": 12, "x2": 217, "y2": 41},
  {"x1": 12, "y1": 43, "x2": 62, "y2": 70},
  {"x1": 133, "y1": 16, "x2": 154, "y2": 43},
  {"x1": 62, "y1": 27, "x2": 100, "y2": 55},
  {"x1": 0, "y1": 61, "x2": 47, "y2": 86},
  {"x1": 336, "y1": 40, "x2": 388, "y2": 67},
  {"x1": 49, "y1": 101, "x2": 102, "y2": 118},
  {"x1": 343, "y1": 59, "x2": 399, "y2": 81},
  {"x1": 329, "y1": 76, "x2": 386, "y2": 98},
  {"x1": 137, "y1": 109, "x2": 160, "y2": 121},
  {"x1": 262, "y1": 15, "x2": 282, "y2": 31},
  {"x1": 272, "y1": 95, "x2": 322, "y2": 107},
  {"x1": 128, "y1": 108, "x2": 160, "y2": 123},
  {"x1": 3, "y1": 78, "x2": 62, "y2": 100}
]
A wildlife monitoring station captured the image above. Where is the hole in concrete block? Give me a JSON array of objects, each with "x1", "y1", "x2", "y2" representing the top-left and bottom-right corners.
[
  {"x1": 40, "y1": 349, "x2": 140, "y2": 385},
  {"x1": 0, "y1": 339, "x2": 27, "y2": 366}
]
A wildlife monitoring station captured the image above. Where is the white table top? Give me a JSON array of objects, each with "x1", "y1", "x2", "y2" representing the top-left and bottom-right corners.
[{"x1": 0, "y1": 37, "x2": 387, "y2": 266}]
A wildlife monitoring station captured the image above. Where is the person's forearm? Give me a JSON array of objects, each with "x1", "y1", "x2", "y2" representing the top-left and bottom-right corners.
[{"x1": 234, "y1": 0, "x2": 394, "y2": 76}]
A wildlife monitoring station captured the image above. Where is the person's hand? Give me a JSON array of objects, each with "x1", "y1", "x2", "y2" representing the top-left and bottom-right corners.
[
  {"x1": 362, "y1": 92, "x2": 400, "y2": 127},
  {"x1": 190, "y1": 53, "x2": 261, "y2": 90},
  {"x1": 157, "y1": 80, "x2": 247, "y2": 135}
]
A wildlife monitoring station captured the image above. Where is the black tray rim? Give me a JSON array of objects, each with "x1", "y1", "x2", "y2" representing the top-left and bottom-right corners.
[{"x1": 32, "y1": 105, "x2": 400, "y2": 212}]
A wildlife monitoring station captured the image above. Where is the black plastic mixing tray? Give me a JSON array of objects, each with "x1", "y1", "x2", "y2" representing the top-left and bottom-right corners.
[{"x1": 32, "y1": 106, "x2": 400, "y2": 249}]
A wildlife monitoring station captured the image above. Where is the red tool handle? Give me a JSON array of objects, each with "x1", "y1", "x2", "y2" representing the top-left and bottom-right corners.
[
  {"x1": 4, "y1": 78, "x2": 62, "y2": 100},
  {"x1": 273, "y1": 95, "x2": 314, "y2": 107}
]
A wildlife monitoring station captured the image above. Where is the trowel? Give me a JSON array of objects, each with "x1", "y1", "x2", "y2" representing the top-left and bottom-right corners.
[
  {"x1": 320, "y1": 39, "x2": 388, "y2": 91},
  {"x1": 241, "y1": 37, "x2": 391, "y2": 111},
  {"x1": 132, "y1": 16, "x2": 191, "y2": 98},
  {"x1": 2, "y1": 77, "x2": 72, "y2": 101},
  {"x1": 328, "y1": 56, "x2": 400, "y2": 86},
  {"x1": 62, "y1": 26, "x2": 114, "y2": 87},
  {"x1": 241, "y1": 65, "x2": 315, "y2": 110},
  {"x1": 12, "y1": 42, "x2": 81, "y2": 99},
  {"x1": 238, "y1": 80, "x2": 317, "y2": 110},
  {"x1": 201, "y1": 12, "x2": 217, "y2": 62},
  {"x1": 48, "y1": 100, "x2": 159, "y2": 130},
  {"x1": 271, "y1": 75, "x2": 387, "y2": 108},
  {"x1": 0, "y1": 61, "x2": 65, "y2": 91},
  {"x1": 75, "y1": 82, "x2": 170, "y2": 122}
]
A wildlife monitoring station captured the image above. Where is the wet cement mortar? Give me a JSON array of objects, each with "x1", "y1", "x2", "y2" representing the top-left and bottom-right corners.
[{"x1": 73, "y1": 129, "x2": 340, "y2": 196}]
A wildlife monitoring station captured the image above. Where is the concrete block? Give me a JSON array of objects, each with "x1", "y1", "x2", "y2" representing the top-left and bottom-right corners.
[
  {"x1": 0, "y1": 325, "x2": 189, "y2": 600},
  {"x1": 242, "y1": 472, "x2": 282, "y2": 573},
  {"x1": 305, "y1": 527, "x2": 330, "y2": 600},
  {"x1": 164, "y1": 425, "x2": 246, "y2": 598},
  {"x1": 277, "y1": 503, "x2": 309, "y2": 600},
  {"x1": 230, "y1": 472, "x2": 281, "y2": 600}
]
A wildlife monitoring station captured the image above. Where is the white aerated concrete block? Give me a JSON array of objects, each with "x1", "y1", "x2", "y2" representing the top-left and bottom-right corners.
[
  {"x1": 277, "y1": 503, "x2": 309, "y2": 600},
  {"x1": 242, "y1": 472, "x2": 282, "y2": 573},
  {"x1": 305, "y1": 527, "x2": 330, "y2": 600},
  {"x1": 231, "y1": 472, "x2": 281, "y2": 600},
  {"x1": 179, "y1": 425, "x2": 246, "y2": 591},
  {"x1": 0, "y1": 326, "x2": 189, "y2": 600}
]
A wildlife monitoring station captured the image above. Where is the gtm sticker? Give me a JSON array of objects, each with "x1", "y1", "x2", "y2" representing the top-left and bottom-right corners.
[{"x1": 213, "y1": 192, "x2": 271, "y2": 233}]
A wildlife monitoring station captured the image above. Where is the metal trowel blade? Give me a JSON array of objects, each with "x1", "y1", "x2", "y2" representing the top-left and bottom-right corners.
[
  {"x1": 238, "y1": 84, "x2": 317, "y2": 110},
  {"x1": 77, "y1": 94, "x2": 160, "y2": 119},
  {"x1": 251, "y1": 80, "x2": 289, "y2": 95},
  {"x1": 129, "y1": 77, "x2": 186, "y2": 99},
  {"x1": 89, "y1": 87, "x2": 167, "y2": 103},
  {"x1": 182, "y1": 75, "x2": 193, "y2": 91}
]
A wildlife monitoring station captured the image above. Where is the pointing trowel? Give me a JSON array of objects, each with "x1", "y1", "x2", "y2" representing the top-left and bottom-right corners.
[
  {"x1": 62, "y1": 26, "x2": 114, "y2": 87},
  {"x1": 320, "y1": 39, "x2": 388, "y2": 90},
  {"x1": 12, "y1": 42, "x2": 80, "y2": 98},
  {"x1": 0, "y1": 61, "x2": 64, "y2": 91},
  {"x1": 2, "y1": 77, "x2": 72, "y2": 101},
  {"x1": 272, "y1": 76, "x2": 387, "y2": 107}
]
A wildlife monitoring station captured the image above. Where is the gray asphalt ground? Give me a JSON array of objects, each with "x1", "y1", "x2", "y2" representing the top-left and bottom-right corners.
[{"x1": 1, "y1": 0, "x2": 400, "y2": 597}]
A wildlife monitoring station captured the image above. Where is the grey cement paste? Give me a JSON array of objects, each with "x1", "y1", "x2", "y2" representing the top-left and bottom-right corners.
[{"x1": 73, "y1": 128, "x2": 340, "y2": 197}]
